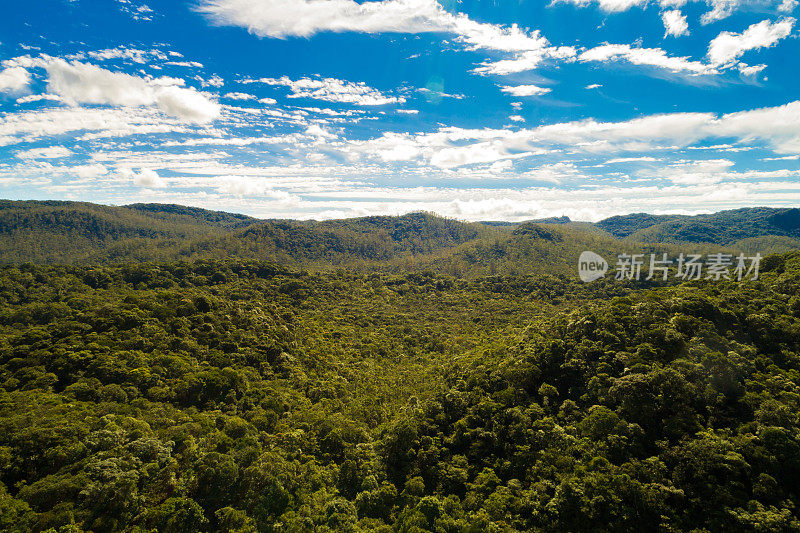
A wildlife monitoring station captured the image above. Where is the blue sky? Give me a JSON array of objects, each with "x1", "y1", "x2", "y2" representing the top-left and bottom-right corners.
[{"x1": 0, "y1": 0, "x2": 798, "y2": 221}]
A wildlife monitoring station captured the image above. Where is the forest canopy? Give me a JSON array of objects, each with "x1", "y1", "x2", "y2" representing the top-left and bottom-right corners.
[{"x1": 0, "y1": 202, "x2": 799, "y2": 531}]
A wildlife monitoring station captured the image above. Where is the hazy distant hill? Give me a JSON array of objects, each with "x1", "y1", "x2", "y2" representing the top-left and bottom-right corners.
[
  {"x1": 0, "y1": 200, "x2": 263, "y2": 263},
  {"x1": 480, "y1": 215, "x2": 572, "y2": 227},
  {"x1": 0, "y1": 200, "x2": 798, "y2": 267},
  {"x1": 176, "y1": 212, "x2": 493, "y2": 267},
  {"x1": 123, "y1": 202, "x2": 258, "y2": 228},
  {"x1": 597, "y1": 207, "x2": 800, "y2": 252},
  {"x1": 392, "y1": 221, "x2": 733, "y2": 278},
  {"x1": 0, "y1": 201, "x2": 495, "y2": 266}
]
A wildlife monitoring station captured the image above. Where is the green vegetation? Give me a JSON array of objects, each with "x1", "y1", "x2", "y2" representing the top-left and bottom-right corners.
[
  {"x1": 2, "y1": 201, "x2": 797, "y2": 269},
  {"x1": 1, "y1": 200, "x2": 800, "y2": 531},
  {"x1": 598, "y1": 207, "x2": 800, "y2": 248}
]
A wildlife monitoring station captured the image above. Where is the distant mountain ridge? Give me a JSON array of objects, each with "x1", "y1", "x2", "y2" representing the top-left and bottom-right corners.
[
  {"x1": 0, "y1": 200, "x2": 797, "y2": 267},
  {"x1": 597, "y1": 207, "x2": 800, "y2": 251}
]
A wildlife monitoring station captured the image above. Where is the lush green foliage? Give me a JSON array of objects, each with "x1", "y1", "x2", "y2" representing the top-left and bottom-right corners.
[
  {"x1": 598, "y1": 207, "x2": 800, "y2": 248},
  {"x1": 3, "y1": 201, "x2": 800, "y2": 531},
  {"x1": 3, "y1": 201, "x2": 797, "y2": 270},
  {"x1": 0, "y1": 253, "x2": 798, "y2": 531}
]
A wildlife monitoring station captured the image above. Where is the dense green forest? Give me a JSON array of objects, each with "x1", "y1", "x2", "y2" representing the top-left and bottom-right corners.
[
  {"x1": 1, "y1": 201, "x2": 800, "y2": 531},
  {"x1": 0, "y1": 201, "x2": 798, "y2": 267},
  {"x1": 597, "y1": 208, "x2": 800, "y2": 253}
]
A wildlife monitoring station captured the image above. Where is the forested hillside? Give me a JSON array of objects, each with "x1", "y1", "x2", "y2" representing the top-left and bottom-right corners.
[
  {"x1": 2, "y1": 200, "x2": 800, "y2": 531},
  {"x1": 597, "y1": 208, "x2": 800, "y2": 252},
  {"x1": 0, "y1": 252, "x2": 799, "y2": 531},
  {"x1": 2, "y1": 201, "x2": 799, "y2": 268},
  {"x1": 0, "y1": 201, "x2": 493, "y2": 267},
  {"x1": 0, "y1": 201, "x2": 259, "y2": 264}
]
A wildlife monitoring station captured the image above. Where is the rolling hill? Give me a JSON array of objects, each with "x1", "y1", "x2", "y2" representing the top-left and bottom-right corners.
[
  {"x1": 597, "y1": 207, "x2": 800, "y2": 252},
  {"x1": 0, "y1": 201, "x2": 797, "y2": 271}
]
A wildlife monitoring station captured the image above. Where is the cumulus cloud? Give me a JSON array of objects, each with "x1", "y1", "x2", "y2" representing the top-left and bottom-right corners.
[
  {"x1": 662, "y1": 9, "x2": 689, "y2": 37},
  {"x1": 155, "y1": 85, "x2": 221, "y2": 123},
  {"x1": 197, "y1": 0, "x2": 451, "y2": 38},
  {"x1": 72, "y1": 163, "x2": 108, "y2": 179},
  {"x1": 257, "y1": 76, "x2": 404, "y2": 105},
  {"x1": 707, "y1": 18, "x2": 795, "y2": 65},
  {"x1": 126, "y1": 167, "x2": 166, "y2": 188},
  {"x1": 45, "y1": 59, "x2": 221, "y2": 123},
  {"x1": 500, "y1": 84, "x2": 552, "y2": 96},
  {"x1": 0, "y1": 67, "x2": 31, "y2": 93},
  {"x1": 738, "y1": 62, "x2": 767, "y2": 75}
]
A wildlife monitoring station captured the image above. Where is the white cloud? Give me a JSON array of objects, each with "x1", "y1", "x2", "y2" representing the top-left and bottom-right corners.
[
  {"x1": 555, "y1": 0, "x2": 793, "y2": 24},
  {"x1": 662, "y1": 9, "x2": 689, "y2": 37},
  {"x1": 305, "y1": 124, "x2": 337, "y2": 139},
  {"x1": 0, "y1": 106, "x2": 194, "y2": 145},
  {"x1": 580, "y1": 44, "x2": 716, "y2": 74},
  {"x1": 707, "y1": 99, "x2": 800, "y2": 153},
  {"x1": 197, "y1": 74, "x2": 224, "y2": 88},
  {"x1": 198, "y1": 0, "x2": 574, "y2": 76},
  {"x1": 701, "y1": 0, "x2": 743, "y2": 23},
  {"x1": 155, "y1": 85, "x2": 221, "y2": 123},
  {"x1": 349, "y1": 100, "x2": 800, "y2": 168},
  {"x1": 45, "y1": 59, "x2": 221, "y2": 123},
  {"x1": 707, "y1": 18, "x2": 795, "y2": 66},
  {"x1": 84, "y1": 47, "x2": 168, "y2": 64},
  {"x1": 500, "y1": 84, "x2": 552, "y2": 96},
  {"x1": 659, "y1": 0, "x2": 688, "y2": 7},
  {"x1": 72, "y1": 163, "x2": 108, "y2": 178},
  {"x1": 166, "y1": 60, "x2": 205, "y2": 68},
  {"x1": 606, "y1": 156, "x2": 659, "y2": 163},
  {"x1": 763, "y1": 154, "x2": 800, "y2": 160},
  {"x1": 738, "y1": 62, "x2": 767, "y2": 75},
  {"x1": 554, "y1": 0, "x2": 647, "y2": 12},
  {"x1": 210, "y1": 175, "x2": 298, "y2": 199},
  {"x1": 117, "y1": 0, "x2": 155, "y2": 21},
  {"x1": 0, "y1": 67, "x2": 31, "y2": 93},
  {"x1": 126, "y1": 167, "x2": 166, "y2": 188},
  {"x1": 224, "y1": 92, "x2": 255, "y2": 100},
  {"x1": 259, "y1": 76, "x2": 404, "y2": 105},
  {"x1": 472, "y1": 47, "x2": 576, "y2": 76},
  {"x1": 429, "y1": 141, "x2": 526, "y2": 168},
  {"x1": 653, "y1": 158, "x2": 735, "y2": 184},
  {"x1": 585, "y1": 84, "x2": 602, "y2": 89},
  {"x1": 197, "y1": 0, "x2": 452, "y2": 38},
  {"x1": 696, "y1": 0, "x2": 791, "y2": 24},
  {"x1": 16, "y1": 94, "x2": 62, "y2": 104},
  {"x1": 16, "y1": 146, "x2": 73, "y2": 159}
]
